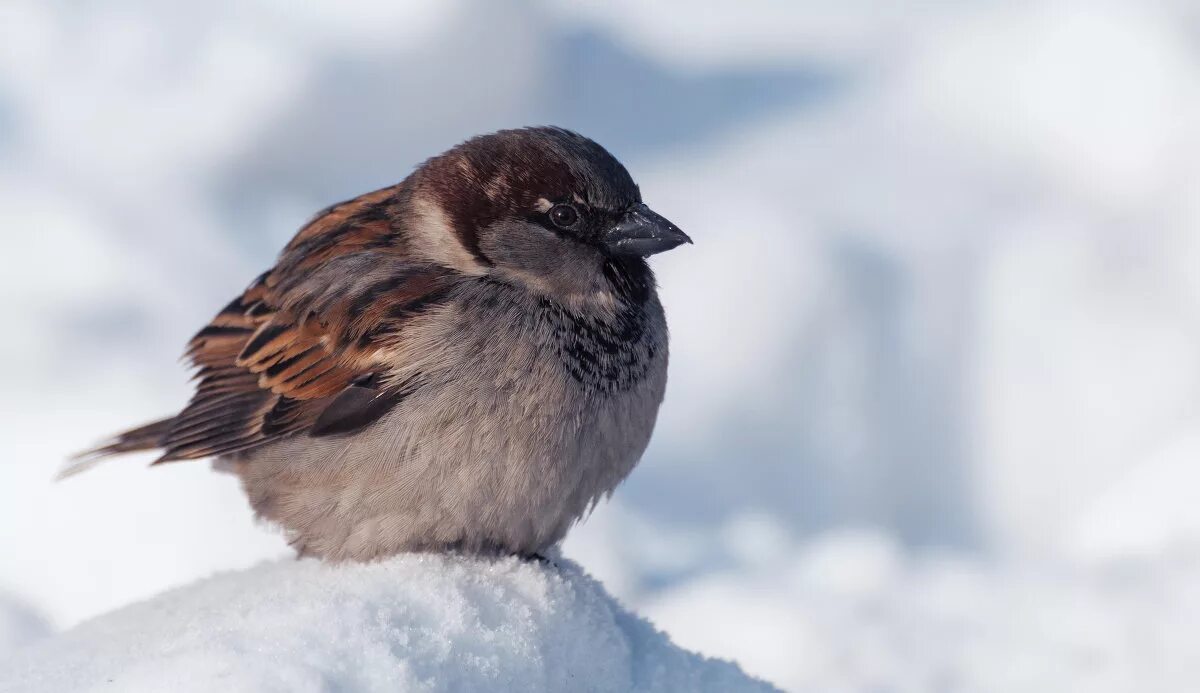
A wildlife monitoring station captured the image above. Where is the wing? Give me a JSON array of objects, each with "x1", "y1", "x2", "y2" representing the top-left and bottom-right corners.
[{"x1": 154, "y1": 187, "x2": 457, "y2": 462}]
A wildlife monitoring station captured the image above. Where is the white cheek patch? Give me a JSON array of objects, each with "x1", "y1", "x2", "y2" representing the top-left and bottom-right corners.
[{"x1": 409, "y1": 194, "x2": 489, "y2": 276}]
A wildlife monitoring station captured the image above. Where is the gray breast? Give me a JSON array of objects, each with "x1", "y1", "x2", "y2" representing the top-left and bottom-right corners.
[{"x1": 225, "y1": 279, "x2": 669, "y2": 561}]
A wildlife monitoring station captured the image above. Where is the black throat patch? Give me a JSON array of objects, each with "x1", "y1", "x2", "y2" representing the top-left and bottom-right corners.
[
  {"x1": 540, "y1": 280, "x2": 655, "y2": 395},
  {"x1": 542, "y1": 260, "x2": 657, "y2": 393}
]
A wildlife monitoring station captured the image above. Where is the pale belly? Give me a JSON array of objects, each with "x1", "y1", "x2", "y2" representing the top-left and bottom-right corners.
[{"x1": 222, "y1": 339, "x2": 666, "y2": 561}]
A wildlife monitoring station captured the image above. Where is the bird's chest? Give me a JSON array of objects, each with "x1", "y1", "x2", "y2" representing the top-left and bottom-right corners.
[{"x1": 394, "y1": 286, "x2": 667, "y2": 465}]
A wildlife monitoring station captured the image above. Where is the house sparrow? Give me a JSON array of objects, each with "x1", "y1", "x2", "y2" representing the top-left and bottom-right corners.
[{"x1": 71, "y1": 127, "x2": 690, "y2": 561}]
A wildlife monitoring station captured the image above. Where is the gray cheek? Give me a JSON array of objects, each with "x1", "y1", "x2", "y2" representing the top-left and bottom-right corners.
[
  {"x1": 478, "y1": 220, "x2": 551, "y2": 266},
  {"x1": 479, "y1": 221, "x2": 606, "y2": 294}
]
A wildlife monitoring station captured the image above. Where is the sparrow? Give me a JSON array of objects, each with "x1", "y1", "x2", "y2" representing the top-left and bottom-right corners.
[{"x1": 71, "y1": 127, "x2": 691, "y2": 562}]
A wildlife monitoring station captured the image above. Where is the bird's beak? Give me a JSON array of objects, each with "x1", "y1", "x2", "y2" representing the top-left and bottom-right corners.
[{"x1": 602, "y1": 203, "x2": 692, "y2": 257}]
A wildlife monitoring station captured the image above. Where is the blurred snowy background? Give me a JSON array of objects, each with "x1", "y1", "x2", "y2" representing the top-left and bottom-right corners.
[{"x1": 3, "y1": 0, "x2": 1200, "y2": 690}]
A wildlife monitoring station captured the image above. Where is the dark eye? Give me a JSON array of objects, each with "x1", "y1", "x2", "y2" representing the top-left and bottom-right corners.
[{"x1": 549, "y1": 204, "x2": 579, "y2": 229}]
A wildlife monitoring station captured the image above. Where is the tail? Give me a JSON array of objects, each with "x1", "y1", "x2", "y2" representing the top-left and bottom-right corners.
[{"x1": 59, "y1": 417, "x2": 175, "y2": 480}]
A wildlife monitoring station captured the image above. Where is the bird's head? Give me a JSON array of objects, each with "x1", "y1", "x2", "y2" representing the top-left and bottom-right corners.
[{"x1": 407, "y1": 127, "x2": 690, "y2": 301}]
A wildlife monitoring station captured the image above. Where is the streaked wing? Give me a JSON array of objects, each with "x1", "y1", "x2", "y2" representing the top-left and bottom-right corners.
[{"x1": 155, "y1": 188, "x2": 457, "y2": 462}]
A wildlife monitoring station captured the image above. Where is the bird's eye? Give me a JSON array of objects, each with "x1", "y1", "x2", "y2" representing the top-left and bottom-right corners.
[{"x1": 548, "y1": 204, "x2": 579, "y2": 229}]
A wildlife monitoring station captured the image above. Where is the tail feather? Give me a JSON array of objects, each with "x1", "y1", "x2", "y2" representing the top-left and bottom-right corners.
[{"x1": 59, "y1": 417, "x2": 175, "y2": 480}]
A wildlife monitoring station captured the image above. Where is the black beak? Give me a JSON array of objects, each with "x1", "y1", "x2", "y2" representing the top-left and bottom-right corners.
[{"x1": 602, "y1": 203, "x2": 692, "y2": 257}]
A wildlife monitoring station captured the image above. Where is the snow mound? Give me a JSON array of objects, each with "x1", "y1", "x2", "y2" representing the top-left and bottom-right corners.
[{"x1": 0, "y1": 555, "x2": 776, "y2": 693}]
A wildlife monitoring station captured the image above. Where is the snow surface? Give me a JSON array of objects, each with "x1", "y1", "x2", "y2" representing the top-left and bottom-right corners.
[
  {"x1": 6, "y1": 537, "x2": 1200, "y2": 693},
  {"x1": 0, "y1": 556, "x2": 774, "y2": 693}
]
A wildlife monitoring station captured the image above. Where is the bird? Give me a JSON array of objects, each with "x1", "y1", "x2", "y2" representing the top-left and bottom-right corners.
[{"x1": 69, "y1": 126, "x2": 691, "y2": 562}]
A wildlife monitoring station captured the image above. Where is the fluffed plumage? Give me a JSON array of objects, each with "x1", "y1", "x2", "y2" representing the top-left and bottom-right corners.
[{"x1": 71, "y1": 127, "x2": 691, "y2": 561}]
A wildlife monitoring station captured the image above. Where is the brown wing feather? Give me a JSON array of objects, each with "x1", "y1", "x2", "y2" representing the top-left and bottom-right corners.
[{"x1": 133, "y1": 186, "x2": 459, "y2": 463}]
